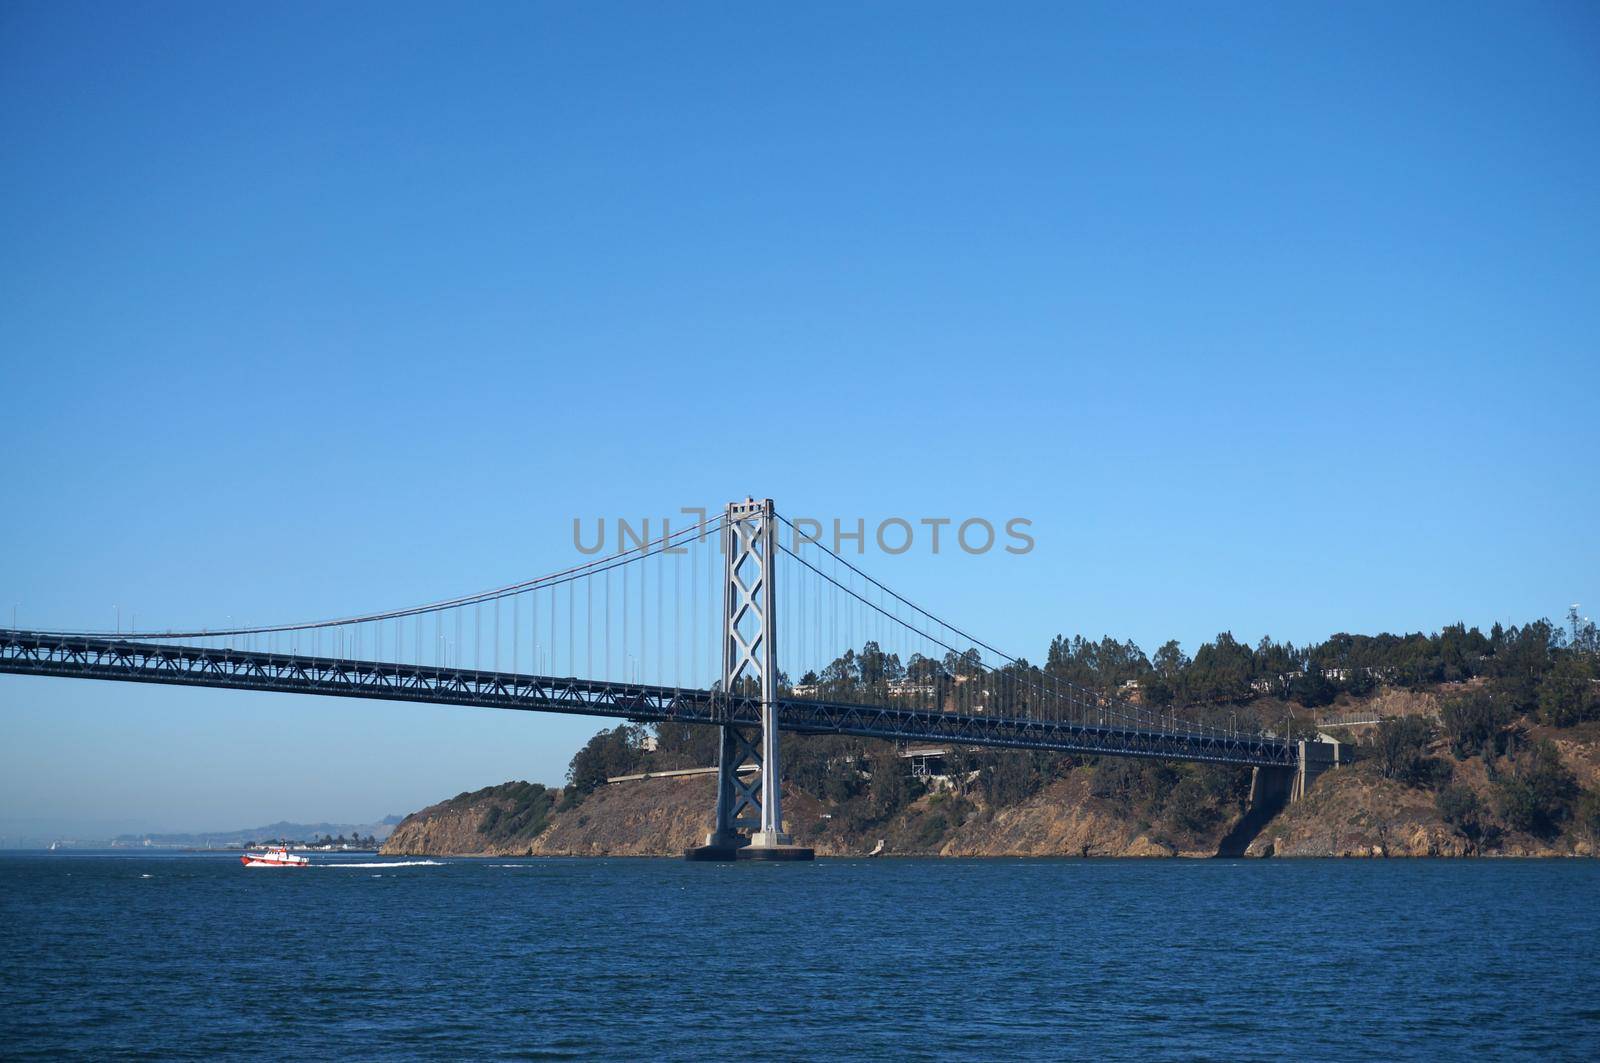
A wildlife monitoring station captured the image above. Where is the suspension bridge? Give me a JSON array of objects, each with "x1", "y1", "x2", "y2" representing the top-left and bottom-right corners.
[{"x1": 0, "y1": 498, "x2": 1302, "y2": 860}]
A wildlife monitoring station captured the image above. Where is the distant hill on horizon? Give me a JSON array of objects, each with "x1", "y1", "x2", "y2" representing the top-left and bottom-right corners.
[{"x1": 104, "y1": 814, "x2": 404, "y2": 848}]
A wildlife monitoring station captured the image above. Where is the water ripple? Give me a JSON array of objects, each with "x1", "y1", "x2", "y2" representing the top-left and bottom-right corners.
[{"x1": 1, "y1": 854, "x2": 1597, "y2": 1060}]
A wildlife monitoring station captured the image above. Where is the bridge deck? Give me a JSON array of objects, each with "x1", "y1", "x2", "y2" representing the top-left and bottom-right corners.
[{"x1": 0, "y1": 630, "x2": 1293, "y2": 767}]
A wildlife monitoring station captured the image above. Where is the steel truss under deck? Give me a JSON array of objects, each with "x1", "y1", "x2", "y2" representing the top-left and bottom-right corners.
[{"x1": 0, "y1": 629, "x2": 1293, "y2": 768}]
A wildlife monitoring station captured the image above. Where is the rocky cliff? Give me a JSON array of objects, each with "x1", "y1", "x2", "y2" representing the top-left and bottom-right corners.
[
  {"x1": 385, "y1": 719, "x2": 1600, "y2": 860},
  {"x1": 381, "y1": 772, "x2": 1181, "y2": 858},
  {"x1": 1248, "y1": 722, "x2": 1600, "y2": 858}
]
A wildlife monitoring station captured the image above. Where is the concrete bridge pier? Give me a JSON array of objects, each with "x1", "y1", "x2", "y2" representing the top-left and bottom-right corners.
[
  {"x1": 1245, "y1": 737, "x2": 1347, "y2": 808},
  {"x1": 1293, "y1": 737, "x2": 1346, "y2": 801},
  {"x1": 1251, "y1": 764, "x2": 1295, "y2": 807},
  {"x1": 1215, "y1": 764, "x2": 1294, "y2": 857},
  {"x1": 1217, "y1": 737, "x2": 1350, "y2": 856}
]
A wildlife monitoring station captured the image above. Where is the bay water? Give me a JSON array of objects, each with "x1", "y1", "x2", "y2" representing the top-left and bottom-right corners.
[{"x1": 3, "y1": 852, "x2": 1596, "y2": 1059}]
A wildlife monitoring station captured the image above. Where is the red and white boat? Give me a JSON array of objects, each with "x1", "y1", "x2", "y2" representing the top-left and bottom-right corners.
[{"x1": 240, "y1": 846, "x2": 309, "y2": 868}]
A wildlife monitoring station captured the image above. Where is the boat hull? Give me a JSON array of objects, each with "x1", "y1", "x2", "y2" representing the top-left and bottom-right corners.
[{"x1": 240, "y1": 854, "x2": 308, "y2": 868}]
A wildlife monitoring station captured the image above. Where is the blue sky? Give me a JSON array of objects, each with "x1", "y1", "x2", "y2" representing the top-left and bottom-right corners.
[{"x1": 2, "y1": 2, "x2": 1596, "y2": 838}]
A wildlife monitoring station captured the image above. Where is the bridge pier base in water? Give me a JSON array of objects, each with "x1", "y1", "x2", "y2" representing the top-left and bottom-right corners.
[{"x1": 683, "y1": 838, "x2": 814, "y2": 862}]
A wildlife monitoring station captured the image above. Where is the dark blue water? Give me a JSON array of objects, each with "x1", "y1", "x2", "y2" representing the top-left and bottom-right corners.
[{"x1": 3, "y1": 853, "x2": 1597, "y2": 1060}]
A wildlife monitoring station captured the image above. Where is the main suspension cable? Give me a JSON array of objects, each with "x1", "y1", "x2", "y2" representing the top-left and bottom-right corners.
[{"x1": 27, "y1": 513, "x2": 725, "y2": 641}]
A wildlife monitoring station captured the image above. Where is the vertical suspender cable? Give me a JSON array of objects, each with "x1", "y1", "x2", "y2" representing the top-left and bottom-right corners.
[
  {"x1": 674, "y1": 545, "x2": 681, "y2": 689},
  {"x1": 657, "y1": 546, "x2": 663, "y2": 688},
  {"x1": 691, "y1": 531, "x2": 698, "y2": 689}
]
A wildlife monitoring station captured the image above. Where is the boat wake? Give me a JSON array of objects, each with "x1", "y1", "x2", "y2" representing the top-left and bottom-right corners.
[{"x1": 319, "y1": 860, "x2": 443, "y2": 868}]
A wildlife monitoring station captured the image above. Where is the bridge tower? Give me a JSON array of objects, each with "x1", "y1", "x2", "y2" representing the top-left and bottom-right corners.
[{"x1": 685, "y1": 498, "x2": 813, "y2": 861}]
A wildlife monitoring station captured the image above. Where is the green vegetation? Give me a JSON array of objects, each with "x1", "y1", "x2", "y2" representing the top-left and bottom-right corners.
[
  {"x1": 562, "y1": 724, "x2": 650, "y2": 808},
  {"x1": 972, "y1": 748, "x2": 1061, "y2": 809},
  {"x1": 1577, "y1": 790, "x2": 1600, "y2": 845},
  {"x1": 1374, "y1": 717, "x2": 1443, "y2": 787},
  {"x1": 1538, "y1": 654, "x2": 1600, "y2": 727},
  {"x1": 1435, "y1": 785, "x2": 1492, "y2": 853},
  {"x1": 1441, "y1": 689, "x2": 1515, "y2": 759},
  {"x1": 1491, "y1": 741, "x2": 1578, "y2": 840},
  {"x1": 1047, "y1": 614, "x2": 1598, "y2": 723},
  {"x1": 1088, "y1": 758, "x2": 1250, "y2": 841},
  {"x1": 474, "y1": 781, "x2": 556, "y2": 845}
]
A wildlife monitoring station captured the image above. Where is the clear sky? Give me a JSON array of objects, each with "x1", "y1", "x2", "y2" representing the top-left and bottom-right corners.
[{"x1": 2, "y1": 2, "x2": 1596, "y2": 839}]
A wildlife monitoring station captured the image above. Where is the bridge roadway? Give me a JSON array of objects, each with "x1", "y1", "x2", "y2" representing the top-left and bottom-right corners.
[{"x1": 0, "y1": 630, "x2": 1294, "y2": 768}]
